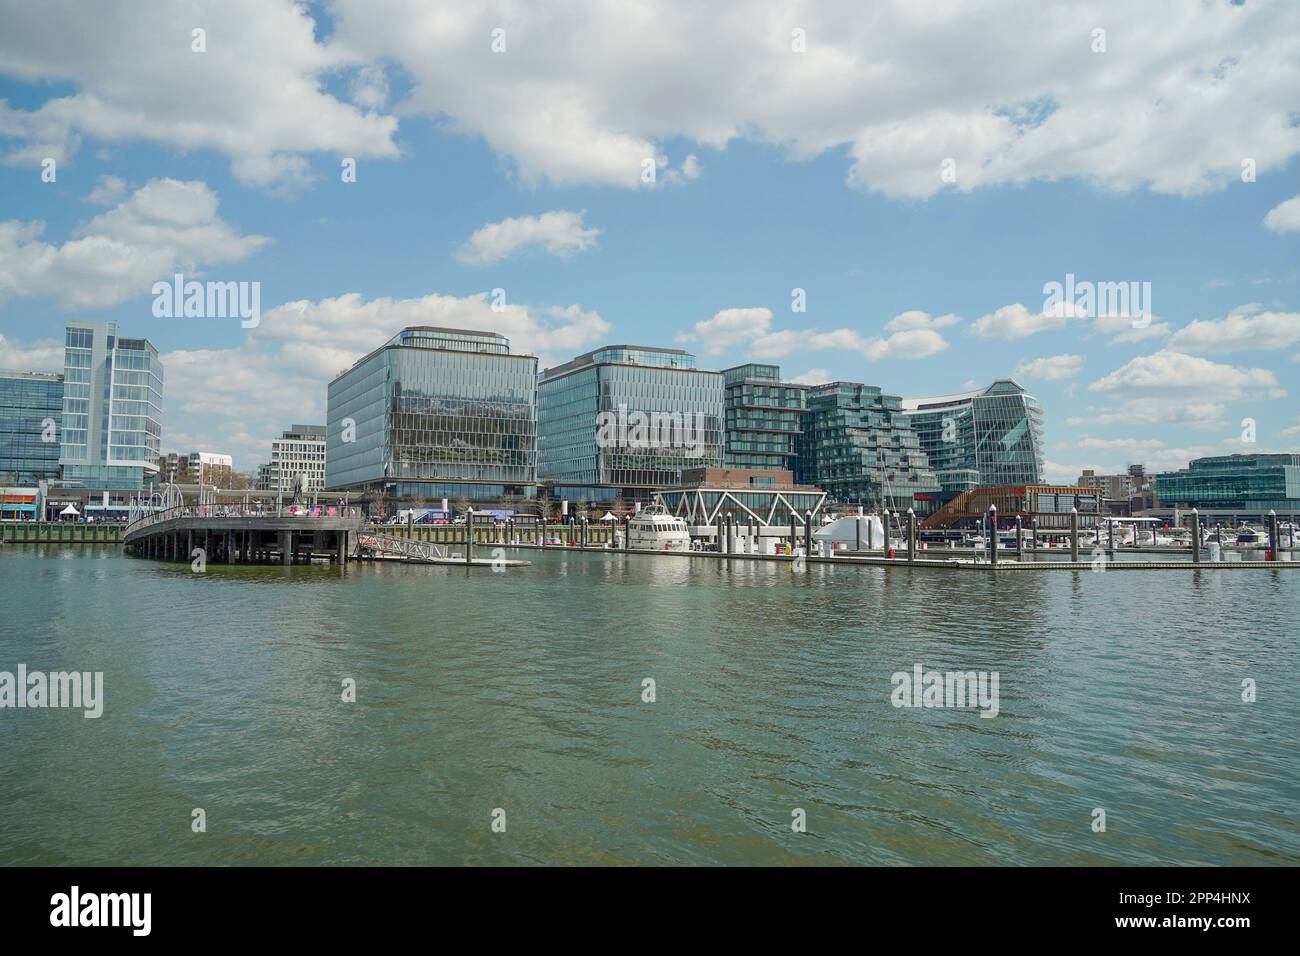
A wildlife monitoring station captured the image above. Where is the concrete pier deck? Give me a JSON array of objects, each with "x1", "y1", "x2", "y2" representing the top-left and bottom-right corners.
[{"x1": 124, "y1": 511, "x2": 363, "y2": 565}]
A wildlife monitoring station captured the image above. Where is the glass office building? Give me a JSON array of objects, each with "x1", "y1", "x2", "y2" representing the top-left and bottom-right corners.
[
  {"x1": 58, "y1": 321, "x2": 163, "y2": 490},
  {"x1": 795, "y1": 382, "x2": 939, "y2": 508},
  {"x1": 1155, "y1": 454, "x2": 1300, "y2": 511},
  {"x1": 325, "y1": 327, "x2": 538, "y2": 502},
  {"x1": 537, "y1": 345, "x2": 724, "y2": 502},
  {"x1": 900, "y1": 379, "x2": 1045, "y2": 492},
  {"x1": 0, "y1": 370, "x2": 64, "y2": 484},
  {"x1": 722, "y1": 363, "x2": 806, "y2": 471}
]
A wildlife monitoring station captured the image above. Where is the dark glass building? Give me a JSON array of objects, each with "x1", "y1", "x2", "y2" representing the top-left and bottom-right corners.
[
  {"x1": 325, "y1": 327, "x2": 538, "y2": 503},
  {"x1": 722, "y1": 363, "x2": 806, "y2": 471},
  {"x1": 537, "y1": 345, "x2": 724, "y2": 503},
  {"x1": 0, "y1": 370, "x2": 64, "y2": 485},
  {"x1": 1155, "y1": 454, "x2": 1300, "y2": 511},
  {"x1": 900, "y1": 379, "x2": 1045, "y2": 493},
  {"x1": 796, "y1": 382, "x2": 939, "y2": 509}
]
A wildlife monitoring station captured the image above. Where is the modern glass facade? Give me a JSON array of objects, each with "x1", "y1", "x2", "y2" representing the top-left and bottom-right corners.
[
  {"x1": 901, "y1": 379, "x2": 1045, "y2": 491},
  {"x1": 0, "y1": 370, "x2": 64, "y2": 484},
  {"x1": 722, "y1": 363, "x2": 806, "y2": 471},
  {"x1": 325, "y1": 327, "x2": 538, "y2": 501},
  {"x1": 1155, "y1": 454, "x2": 1300, "y2": 510},
  {"x1": 58, "y1": 321, "x2": 163, "y2": 490},
  {"x1": 537, "y1": 345, "x2": 724, "y2": 500},
  {"x1": 795, "y1": 382, "x2": 939, "y2": 508}
]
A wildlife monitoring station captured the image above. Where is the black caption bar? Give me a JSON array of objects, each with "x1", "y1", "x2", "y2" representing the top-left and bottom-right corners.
[{"x1": 0, "y1": 866, "x2": 1282, "y2": 942}]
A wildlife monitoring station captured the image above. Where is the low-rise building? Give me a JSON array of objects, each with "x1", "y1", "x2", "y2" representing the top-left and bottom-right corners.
[
  {"x1": 1154, "y1": 453, "x2": 1300, "y2": 512},
  {"x1": 654, "y1": 466, "x2": 826, "y2": 526}
]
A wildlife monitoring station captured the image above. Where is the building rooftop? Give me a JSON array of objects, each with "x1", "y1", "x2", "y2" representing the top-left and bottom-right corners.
[{"x1": 541, "y1": 344, "x2": 703, "y2": 381}]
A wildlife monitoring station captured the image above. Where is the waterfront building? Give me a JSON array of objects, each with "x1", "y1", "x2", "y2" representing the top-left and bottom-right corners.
[
  {"x1": 158, "y1": 450, "x2": 234, "y2": 487},
  {"x1": 922, "y1": 484, "x2": 1104, "y2": 530},
  {"x1": 1154, "y1": 454, "x2": 1300, "y2": 511},
  {"x1": 1078, "y1": 464, "x2": 1154, "y2": 513},
  {"x1": 58, "y1": 321, "x2": 164, "y2": 491},
  {"x1": 537, "y1": 345, "x2": 724, "y2": 504},
  {"x1": 325, "y1": 328, "x2": 537, "y2": 503},
  {"x1": 795, "y1": 382, "x2": 939, "y2": 510},
  {"x1": 0, "y1": 370, "x2": 64, "y2": 484},
  {"x1": 257, "y1": 425, "x2": 326, "y2": 494},
  {"x1": 722, "y1": 363, "x2": 806, "y2": 472},
  {"x1": 900, "y1": 379, "x2": 1045, "y2": 493},
  {"x1": 654, "y1": 466, "x2": 826, "y2": 526}
]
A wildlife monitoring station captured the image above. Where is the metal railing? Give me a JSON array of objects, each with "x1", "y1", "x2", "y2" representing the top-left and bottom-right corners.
[
  {"x1": 355, "y1": 531, "x2": 449, "y2": 561},
  {"x1": 125, "y1": 502, "x2": 362, "y2": 535}
]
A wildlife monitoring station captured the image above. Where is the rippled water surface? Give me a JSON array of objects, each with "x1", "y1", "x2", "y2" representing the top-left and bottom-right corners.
[{"x1": 2, "y1": 545, "x2": 1297, "y2": 865}]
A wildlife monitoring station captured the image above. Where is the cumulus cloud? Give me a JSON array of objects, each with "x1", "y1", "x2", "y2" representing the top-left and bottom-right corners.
[
  {"x1": 678, "y1": 307, "x2": 950, "y2": 361},
  {"x1": 1014, "y1": 354, "x2": 1083, "y2": 380},
  {"x1": 0, "y1": 332, "x2": 62, "y2": 372},
  {"x1": 969, "y1": 302, "x2": 1085, "y2": 339},
  {"x1": 884, "y1": 310, "x2": 962, "y2": 332},
  {"x1": 0, "y1": 178, "x2": 268, "y2": 309},
  {"x1": 456, "y1": 211, "x2": 601, "y2": 265},
  {"x1": 1088, "y1": 350, "x2": 1282, "y2": 399},
  {"x1": 1168, "y1": 303, "x2": 1300, "y2": 353},
  {"x1": 324, "y1": 0, "x2": 1300, "y2": 195},
  {"x1": 1263, "y1": 195, "x2": 1300, "y2": 233},
  {"x1": 788, "y1": 368, "x2": 829, "y2": 386},
  {"x1": 1072, "y1": 349, "x2": 1286, "y2": 430},
  {"x1": 86, "y1": 174, "x2": 127, "y2": 206},
  {"x1": 5, "y1": 2, "x2": 1298, "y2": 196},
  {"x1": 0, "y1": 0, "x2": 399, "y2": 188}
]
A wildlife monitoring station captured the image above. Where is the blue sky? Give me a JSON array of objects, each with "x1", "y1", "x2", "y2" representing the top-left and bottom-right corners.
[{"x1": 1, "y1": 0, "x2": 1298, "y2": 475}]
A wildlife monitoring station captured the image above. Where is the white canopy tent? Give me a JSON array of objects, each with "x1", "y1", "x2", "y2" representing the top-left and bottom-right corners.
[
  {"x1": 59, "y1": 504, "x2": 81, "y2": 518},
  {"x1": 599, "y1": 512, "x2": 617, "y2": 521},
  {"x1": 812, "y1": 514, "x2": 886, "y2": 549}
]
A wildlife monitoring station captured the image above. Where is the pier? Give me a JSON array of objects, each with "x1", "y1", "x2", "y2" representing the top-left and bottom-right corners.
[{"x1": 123, "y1": 507, "x2": 363, "y2": 565}]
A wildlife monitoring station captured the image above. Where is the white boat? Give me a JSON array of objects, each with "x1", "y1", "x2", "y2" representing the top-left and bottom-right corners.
[{"x1": 627, "y1": 505, "x2": 691, "y2": 551}]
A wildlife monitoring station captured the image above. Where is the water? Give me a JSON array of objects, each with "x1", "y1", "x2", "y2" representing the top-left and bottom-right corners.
[{"x1": 2, "y1": 544, "x2": 1297, "y2": 865}]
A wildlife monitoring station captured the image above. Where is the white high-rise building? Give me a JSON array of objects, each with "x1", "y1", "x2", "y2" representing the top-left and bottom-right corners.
[
  {"x1": 257, "y1": 424, "x2": 326, "y2": 494},
  {"x1": 59, "y1": 320, "x2": 164, "y2": 490}
]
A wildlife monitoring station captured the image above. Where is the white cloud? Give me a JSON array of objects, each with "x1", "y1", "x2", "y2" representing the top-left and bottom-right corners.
[
  {"x1": 4, "y1": 2, "x2": 1299, "y2": 196},
  {"x1": 1074, "y1": 350, "x2": 1286, "y2": 430},
  {"x1": 969, "y1": 302, "x2": 1083, "y2": 339},
  {"x1": 0, "y1": 0, "x2": 399, "y2": 188},
  {"x1": 788, "y1": 368, "x2": 829, "y2": 386},
  {"x1": 1091, "y1": 312, "x2": 1172, "y2": 344},
  {"x1": 1263, "y1": 195, "x2": 1300, "y2": 233},
  {"x1": 456, "y1": 211, "x2": 601, "y2": 266},
  {"x1": 1088, "y1": 350, "x2": 1282, "y2": 400},
  {"x1": 1168, "y1": 303, "x2": 1300, "y2": 353},
  {"x1": 677, "y1": 307, "x2": 773, "y2": 356},
  {"x1": 1014, "y1": 354, "x2": 1083, "y2": 380},
  {"x1": 324, "y1": 0, "x2": 1300, "y2": 195},
  {"x1": 679, "y1": 307, "x2": 950, "y2": 361},
  {"x1": 883, "y1": 310, "x2": 961, "y2": 332},
  {"x1": 0, "y1": 178, "x2": 268, "y2": 309},
  {"x1": 0, "y1": 333, "x2": 62, "y2": 372},
  {"x1": 86, "y1": 174, "x2": 127, "y2": 206}
]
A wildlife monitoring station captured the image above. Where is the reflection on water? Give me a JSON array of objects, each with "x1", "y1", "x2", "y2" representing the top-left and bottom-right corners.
[{"x1": 1, "y1": 545, "x2": 1297, "y2": 865}]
